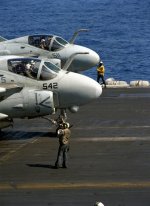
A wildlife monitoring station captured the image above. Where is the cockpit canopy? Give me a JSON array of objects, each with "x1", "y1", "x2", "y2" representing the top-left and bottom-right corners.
[
  {"x1": 28, "y1": 35, "x2": 69, "y2": 51},
  {"x1": 8, "y1": 58, "x2": 60, "y2": 80}
]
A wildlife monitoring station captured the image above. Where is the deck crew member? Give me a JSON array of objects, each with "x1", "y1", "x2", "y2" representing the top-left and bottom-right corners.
[
  {"x1": 55, "y1": 122, "x2": 71, "y2": 169},
  {"x1": 97, "y1": 61, "x2": 106, "y2": 88}
]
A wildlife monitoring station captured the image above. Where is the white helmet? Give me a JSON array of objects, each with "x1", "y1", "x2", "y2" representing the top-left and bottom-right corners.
[
  {"x1": 94, "y1": 202, "x2": 104, "y2": 206},
  {"x1": 66, "y1": 122, "x2": 70, "y2": 128},
  {"x1": 31, "y1": 60, "x2": 35, "y2": 65},
  {"x1": 26, "y1": 63, "x2": 31, "y2": 70}
]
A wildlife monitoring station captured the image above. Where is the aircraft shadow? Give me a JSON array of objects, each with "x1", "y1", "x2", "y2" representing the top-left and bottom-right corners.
[
  {"x1": 0, "y1": 131, "x2": 56, "y2": 141},
  {"x1": 26, "y1": 163, "x2": 56, "y2": 169}
]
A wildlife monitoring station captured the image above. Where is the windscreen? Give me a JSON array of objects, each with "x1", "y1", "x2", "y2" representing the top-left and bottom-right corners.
[
  {"x1": 39, "y1": 61, "x2": 60, "y2": 80},
  {"x1": 51, "y1": 37, "x2": 68, "y2": 51}
]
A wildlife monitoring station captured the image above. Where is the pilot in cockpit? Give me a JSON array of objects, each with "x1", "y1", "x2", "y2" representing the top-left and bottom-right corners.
[
  {"x1": 45, "y1": 37, "x2": 52, "y2": 50},
  {"x1": 25, "y1": 60, "x2": 35, "y2": 79},
  {"x1": 39, "y1": 39, "x2": 46, "y2": 50}
]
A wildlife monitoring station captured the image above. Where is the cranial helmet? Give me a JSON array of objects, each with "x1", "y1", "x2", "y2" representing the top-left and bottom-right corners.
[
  {"x1": 63, "y1": 122, "x2": 70, "y2": 129},
  {"x1": 31, "y1": 60, "x2": 35, "y2": 65},
  {"x1": 66, "y1": 122, "x2": 70, "y2": 128}
]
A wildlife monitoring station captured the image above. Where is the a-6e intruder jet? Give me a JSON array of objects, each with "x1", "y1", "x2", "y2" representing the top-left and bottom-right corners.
[
  {"x1": 0, "y1": 55, "x2": 102, "y2": 132},
  {"x1": 0, "y1": 29, "x2": 100, "y2": 72}
]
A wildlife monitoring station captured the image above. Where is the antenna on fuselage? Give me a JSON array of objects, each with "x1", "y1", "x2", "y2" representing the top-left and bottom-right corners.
[{"x1": 69, "y1": 29, "x2": 89, "y2": 44}]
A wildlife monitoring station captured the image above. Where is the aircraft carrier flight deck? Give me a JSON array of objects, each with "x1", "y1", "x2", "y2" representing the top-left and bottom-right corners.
[{"x1": 0, "y1": 87, "x2": 150, "y2": 206}]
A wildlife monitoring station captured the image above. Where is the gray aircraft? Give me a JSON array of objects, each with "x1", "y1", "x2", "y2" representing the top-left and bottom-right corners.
[
  {"x1": 0, "y1": 55, "x2": 102, "y2": 131},
  {"x1": 0, "y1": 29, "x2": 100, "y2": 72}
]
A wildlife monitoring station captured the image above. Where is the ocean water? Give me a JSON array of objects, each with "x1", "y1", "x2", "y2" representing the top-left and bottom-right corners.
[{"x1": 0, "y1": 0, "x2": 150, "y2": 82}]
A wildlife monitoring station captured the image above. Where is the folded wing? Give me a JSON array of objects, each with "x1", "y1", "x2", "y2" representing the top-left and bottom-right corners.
[{"x1": 0, "y1": 83, "x2": 23, "y2": 101}]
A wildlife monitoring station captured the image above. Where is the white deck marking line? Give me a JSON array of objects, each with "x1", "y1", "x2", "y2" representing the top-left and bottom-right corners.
[
  {"x1": 74, "y1": 125, "x2": 150, "y2": 129},
  {"x1": 73, "y1": 136, "x2": 150, "y2": 142},
  {"x1": 0, "y1": 181, "x2": 150, "y2": 190}
]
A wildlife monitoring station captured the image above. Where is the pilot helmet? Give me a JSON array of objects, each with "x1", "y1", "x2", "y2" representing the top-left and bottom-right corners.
[
  {"x1": 31, "y1": 60, "x2": 35, "y2": 65},
  {"x1": 94, "y1": 202, "x2": 104, "y2": 206},
  {"x1": 26, "y1": 63, "x2": 31, "y2": 69},
  {"x1": 41, "y1": 39, "x2": 45, "y2": 42}
]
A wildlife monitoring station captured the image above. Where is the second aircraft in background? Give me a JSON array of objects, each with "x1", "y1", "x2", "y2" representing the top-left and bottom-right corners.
[{"x1": 0, "y1": 29, "x2": 100, "y2": 72}]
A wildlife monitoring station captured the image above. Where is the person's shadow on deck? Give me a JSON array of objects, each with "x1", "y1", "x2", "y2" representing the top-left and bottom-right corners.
[{"x1": 26, "y1": 163, "x2": 56, "y2": 169}]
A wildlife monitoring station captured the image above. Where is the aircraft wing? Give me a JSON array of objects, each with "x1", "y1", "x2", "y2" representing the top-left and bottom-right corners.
[
  {"x1": 0, "y1": 83, "x2": 23, "y2": 101},
  {"x1": 0, "y1": 36, "x2": 7, "y2": 42}
]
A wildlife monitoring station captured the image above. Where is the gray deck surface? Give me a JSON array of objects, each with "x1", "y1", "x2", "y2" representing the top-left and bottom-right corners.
[{"x1": 0, "y1": 88, "x2": 150, "y2": 206}]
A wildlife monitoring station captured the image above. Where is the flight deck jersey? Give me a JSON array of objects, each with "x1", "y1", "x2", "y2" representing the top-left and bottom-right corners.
[
  {"x1": 58, "y1": 128, "x2": 71, "y2": 145},
  {"x1": 97, "y1": 65, "x2": 105, "y2": 75}
]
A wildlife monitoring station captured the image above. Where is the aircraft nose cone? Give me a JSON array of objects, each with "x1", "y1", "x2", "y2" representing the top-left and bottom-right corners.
[
  {"x1": 68, "y1": 45, "x2": 100, "y2": 72},
  {"x1": 77, "y1": 75, "x2": 102, "y2": 104},
  {"x1": 95, "y1": 81, "x2": 102, "y2": 98},
  {"x1": 79, "y1": 47, "x2": 100, "y2": 70},
  {"x1": 59, "y1": 72, "x2": 102, "y2": 107},
  {"x1": 87, "y1": 77, "x2": 102, "y2": 100},
  {"x1": 88, "y1": 49, "x2": 100, "y2": 66}
]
